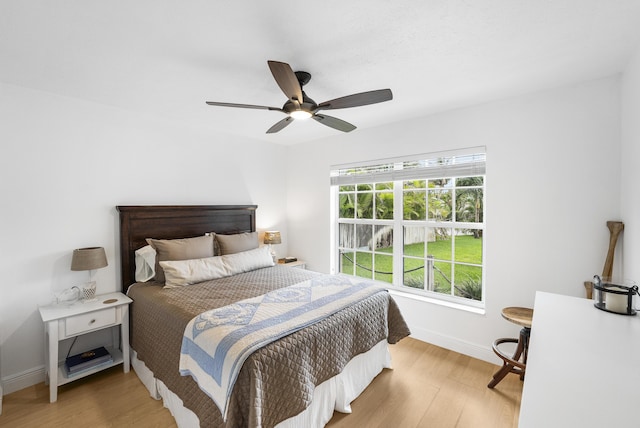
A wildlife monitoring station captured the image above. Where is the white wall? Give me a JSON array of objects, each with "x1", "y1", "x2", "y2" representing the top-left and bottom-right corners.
[
  {"x1": 0, "y1": 73, "x2": 628, "y2": 394},
  {"x1": 0, "y1": 83, "x2": 289, "y2": 393},
  {"x1": 286, "y1": 77, "x2": 622, "y2": 362},
  {"x1": 621, "y1": 43, "x2": 640, "y2": 283}
]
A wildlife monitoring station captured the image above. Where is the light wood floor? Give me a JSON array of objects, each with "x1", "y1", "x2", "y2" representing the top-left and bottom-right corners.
[
  {"x1": 326, "y1": 338, "x2": 522, "y2": 428},
  {"x1": 0, "y1": 338, "x2": 522, "y2": 427}
]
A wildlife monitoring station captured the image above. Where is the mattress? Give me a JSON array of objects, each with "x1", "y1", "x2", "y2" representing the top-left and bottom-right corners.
[{"x1": 127, "y1": 265, "x2": 410, "y2": 427}]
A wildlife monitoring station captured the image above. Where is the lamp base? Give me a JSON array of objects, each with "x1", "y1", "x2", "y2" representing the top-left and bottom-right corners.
[{"x1": 267, "y1": 244, "x2": 277, "y2": 263}]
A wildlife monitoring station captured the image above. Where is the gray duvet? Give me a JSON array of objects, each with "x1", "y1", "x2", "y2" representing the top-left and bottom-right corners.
[{"x1": 128, "y1": 265, "x2": 410, "y2": 427}]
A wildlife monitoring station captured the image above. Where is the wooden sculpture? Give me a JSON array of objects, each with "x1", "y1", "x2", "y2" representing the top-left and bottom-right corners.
[{"x1": 584, "y1": 221, "x2": 624, "y2": 299}]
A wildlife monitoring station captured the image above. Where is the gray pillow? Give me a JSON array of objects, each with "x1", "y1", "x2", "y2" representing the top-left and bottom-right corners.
[
  {"x1": 215, "y1": 232, "x2": 259, "y2": 255},
  {"x1": 206, "y1": 232, "x2": 221, "y2": 256},
  {"x1": 146, "y1": 235, "x2": 215, "y2": 283}
]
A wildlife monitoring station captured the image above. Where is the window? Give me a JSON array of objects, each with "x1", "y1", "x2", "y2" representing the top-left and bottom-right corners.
[{"x1": 331, "y1": 148, "x2": 485, "y2": 308}]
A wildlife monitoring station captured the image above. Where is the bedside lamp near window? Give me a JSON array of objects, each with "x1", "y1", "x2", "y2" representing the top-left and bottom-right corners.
[
  {"x1": 263, "y1": 231, "x2": 281, "y2": 263},
  {"x1": 71, "y1": 247, "x2": 108, "y2": 302}
]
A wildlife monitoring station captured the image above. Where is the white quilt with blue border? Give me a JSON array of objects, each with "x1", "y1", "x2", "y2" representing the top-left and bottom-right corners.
[{"x1": 178, "y1": 274, "x2": 386, "y2": 420}]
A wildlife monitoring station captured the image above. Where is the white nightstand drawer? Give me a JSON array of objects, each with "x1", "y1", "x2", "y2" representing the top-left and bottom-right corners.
[{"x1": 65, "y1": 308, "x2": 116, "y2": 336}]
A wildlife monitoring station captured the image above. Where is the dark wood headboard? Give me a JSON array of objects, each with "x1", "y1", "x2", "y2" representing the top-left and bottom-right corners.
[{"x1": 116, "y1": 205, "x2": 257, "y2": 292}]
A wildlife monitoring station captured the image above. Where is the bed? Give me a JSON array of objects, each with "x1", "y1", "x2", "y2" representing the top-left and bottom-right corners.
[{"x1": 117, "y1": 205, "x2": 410, "y2": 427}]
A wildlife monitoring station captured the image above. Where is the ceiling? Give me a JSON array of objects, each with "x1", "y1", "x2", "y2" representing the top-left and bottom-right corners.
[{"x1": 2, "y1": 1, "x2": 640, "y2": 145}]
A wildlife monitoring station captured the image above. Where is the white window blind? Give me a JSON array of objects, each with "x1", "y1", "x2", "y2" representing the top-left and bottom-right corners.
[{"x1": 330, "y1": 147, "x2": 486, "y2": 186}]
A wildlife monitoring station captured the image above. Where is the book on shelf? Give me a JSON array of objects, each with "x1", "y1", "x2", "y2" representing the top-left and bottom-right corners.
[{"x1": 65, "y1": 346, "x2": 112, "y2": 376}]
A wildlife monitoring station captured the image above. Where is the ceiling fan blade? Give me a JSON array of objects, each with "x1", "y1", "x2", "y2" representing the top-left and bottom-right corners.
[
  {"x1": 312, "y1": 114, "x2": 356, "y2": 132},
  {"x1": 266, "y1": 117, "x2": 294, "y2": 134},
  {"x1": 317, "y1": 89, "x2": 393, "y2": 111},
  {"x1": 206, "y1": 101, "x2": 283, "y2": 112},
  {"x1": 267, "y1": 60, "x2": 303, "y2": 104}
]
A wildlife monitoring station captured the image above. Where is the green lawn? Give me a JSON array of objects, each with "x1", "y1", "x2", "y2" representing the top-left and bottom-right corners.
[{"x1": 341, "y1": 235, "x2": 483, "y2": 299}]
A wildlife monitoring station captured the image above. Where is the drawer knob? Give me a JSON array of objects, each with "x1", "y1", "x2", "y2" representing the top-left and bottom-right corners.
[{"x1": 89, "y1": 319, "x2": 96, "y2": 324}]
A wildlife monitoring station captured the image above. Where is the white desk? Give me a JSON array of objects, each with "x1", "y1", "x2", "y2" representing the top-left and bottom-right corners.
[{"x1": 519, "y1": 292, "x2": 640, "y2": 427}]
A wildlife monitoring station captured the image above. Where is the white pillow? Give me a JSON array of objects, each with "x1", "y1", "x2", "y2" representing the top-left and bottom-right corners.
[
  {"x1": 160, "y1": 246, "x2": 274, "y2": 288},
  {"x1": 134, "y1": 245, "x2": 156, "y2": 282},
  {"x1": 223, "y1": 246, "x2": 275, "y2": 276},
  {"x1": 160, "y1": 256, "x2": 227, "y2": 288}
]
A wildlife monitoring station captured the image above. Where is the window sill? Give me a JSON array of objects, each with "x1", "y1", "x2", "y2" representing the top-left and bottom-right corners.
[{"x1": 388, "y1": 288, "x2": 486, "y2": 315}]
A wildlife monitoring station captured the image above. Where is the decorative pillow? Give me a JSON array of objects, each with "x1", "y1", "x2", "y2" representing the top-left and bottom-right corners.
[
  {"x1": 160, "y1": 256, "x2": 227, "y2": 288},
  {"x1": 223, "y1": 245, "x2": 274, "y2": 275},
  {"x1": 215, "y1": 231, "x2": 259, "y2": 255},
  {"x1": 134, "y1": 245, "x2": 156, "y2": 282},
  {"x1": 160, "y1": 246, "x2": 274, "y2": 288},
  {"x1": 205, "y1": 232, "x2": 221, "y2": 256},
  {"x1": 146, "y1": 235, "x2": 215, "y2": 283}
]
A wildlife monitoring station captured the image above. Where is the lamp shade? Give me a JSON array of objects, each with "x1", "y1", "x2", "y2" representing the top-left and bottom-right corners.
[
  {"x1": 71, "y1": 247, "x2": 108, "y2": 271},
  {"x1": 263, "y1": 231, "x2": 281, "y2": 245}
]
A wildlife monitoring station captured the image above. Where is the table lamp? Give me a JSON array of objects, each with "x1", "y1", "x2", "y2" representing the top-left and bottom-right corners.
[
  {"x1": 71, "y1": 247, "x2": 108, "y2": 302},
  {"x1": 263, "y1": 231, "x2": 281, "y2": 263}
]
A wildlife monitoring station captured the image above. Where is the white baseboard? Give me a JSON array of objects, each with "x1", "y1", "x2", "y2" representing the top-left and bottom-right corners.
[
  {"x1": 408, "y1": 326, "x2": 499, "y2": 365},
  {"x1": 2, "y1": 366, "x2": 45, "y2": 395}
]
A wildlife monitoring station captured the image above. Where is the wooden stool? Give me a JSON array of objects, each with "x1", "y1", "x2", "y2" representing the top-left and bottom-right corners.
[{"x1": 487, "y1": 307, "x2": 533, "y2": 389}]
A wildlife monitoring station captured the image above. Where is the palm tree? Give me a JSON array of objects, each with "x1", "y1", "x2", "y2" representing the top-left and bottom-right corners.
[
  {"x1": 403, "y1": 190, "x2": 426, "y2": 220},
  {"x1": 339, "y1": 192, "x2": 355, "y2": 218},
  {"x1": 376, "y1": 191, "x2": 394, "y2": 219},
  {"x1": 455, "y1": 177, "x2": 483, "y2": 238},
  {"x1": 357, "y1": 191, "x2": 374, "y2": 219}
]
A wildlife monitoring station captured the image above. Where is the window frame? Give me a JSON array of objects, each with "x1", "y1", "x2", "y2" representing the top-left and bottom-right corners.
[{"x1": 330, "y1": 148, "x2": 486, "y2": 310}]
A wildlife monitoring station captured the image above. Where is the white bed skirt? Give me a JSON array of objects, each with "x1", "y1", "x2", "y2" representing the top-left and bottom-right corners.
[{"x1": 130, "y1": 339, "x2": 392, "y2": 428}]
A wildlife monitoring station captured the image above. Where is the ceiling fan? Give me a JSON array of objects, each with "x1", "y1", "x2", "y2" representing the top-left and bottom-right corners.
[{"x1": 206, "y1": 60, "x2": 393, "y2": 134}]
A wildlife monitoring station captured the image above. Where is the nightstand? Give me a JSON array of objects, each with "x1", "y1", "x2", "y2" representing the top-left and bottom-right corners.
[
  {"x1": 38, "y1": 291, "x2": 132, "y2": 403},
  {"x1": 278, "y1": 259, "x2": 306, "y2": 269}
]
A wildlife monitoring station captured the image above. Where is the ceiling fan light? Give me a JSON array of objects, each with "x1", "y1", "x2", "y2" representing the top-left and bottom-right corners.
[{"x1": 290, "y1": 110, "x2": 312, "y2": 120}]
